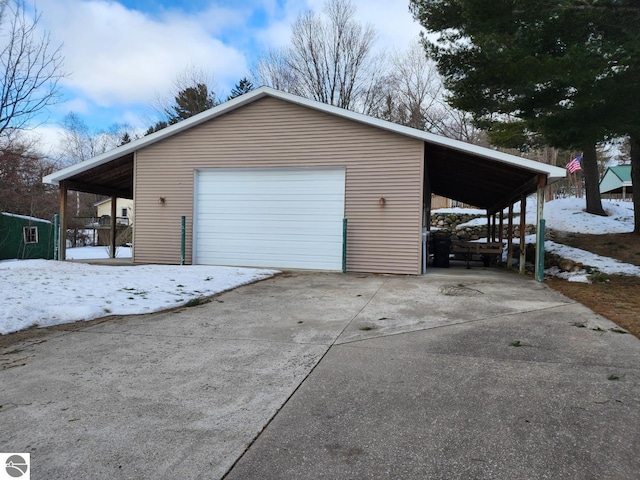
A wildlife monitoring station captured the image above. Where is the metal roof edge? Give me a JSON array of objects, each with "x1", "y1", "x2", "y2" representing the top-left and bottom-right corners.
[
  {"x1": 43, "y1": 86, "x2": 567, "y2": 185},
  {"x1": 262, "y1": 88, "x2": 567, "y2": 180},
  {"x1": 43, "y1": 88, "x2": 272, "y2": 185}
]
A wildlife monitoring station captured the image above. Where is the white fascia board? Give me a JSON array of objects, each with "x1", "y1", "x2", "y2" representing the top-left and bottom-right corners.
[
  {"x1": 265, "y1": 88, "x2": 567, "y2": 181},
  {"x1": 43, "y1": 89, "x2": 272, "y2": 186},
  {"x1": 43, "y1": 85, "x2": 567, "y2": 185}
]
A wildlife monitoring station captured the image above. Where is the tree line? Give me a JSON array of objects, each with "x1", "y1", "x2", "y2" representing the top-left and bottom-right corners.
[{"x1": 1, "y1": 0, "x2": 638, "y2": 234}]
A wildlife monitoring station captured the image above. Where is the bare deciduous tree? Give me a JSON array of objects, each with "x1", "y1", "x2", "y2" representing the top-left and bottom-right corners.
[
  {"x1": 58, "y1": 112, "x2": 128, "y2": 165},
  {"x1": 0, "y1": 137, "x2": 58, "y2": 219},
  {"x1": 57, "y1": 112, "x2": 131, "y2": 217},
  {"x1": 373, "y1": 41, "x2": 484, "y2": 143},
  {"x1": 255, "y1": 0, "x2": 384, "y2": 112},
  {"x1": 0, "y1": 0, "x2": 64, "y2": 140}
]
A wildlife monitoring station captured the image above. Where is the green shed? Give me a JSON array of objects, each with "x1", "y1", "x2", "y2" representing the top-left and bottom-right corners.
[{"x1": 0, "y1": 212, "x2": 55, "y2": 260}]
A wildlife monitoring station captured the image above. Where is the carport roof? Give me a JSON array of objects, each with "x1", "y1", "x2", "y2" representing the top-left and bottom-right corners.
[{"x1": 43, "y1": 86, "x2": 566, "y2": 212}]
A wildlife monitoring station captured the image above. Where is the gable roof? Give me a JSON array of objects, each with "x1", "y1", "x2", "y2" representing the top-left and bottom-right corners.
[
  {"x1": 43, "y1": 86, "x2": 566, "y2": 211},
  {"x1": 600, "y1": 165, "x2": 632, "y2": 194},
  {"x1": 609, "y1": 165, "x2": 632, "y2": 183}
]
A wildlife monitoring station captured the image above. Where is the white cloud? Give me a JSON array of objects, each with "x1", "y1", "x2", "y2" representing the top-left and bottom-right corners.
[
  {"x1": 25, "y1": 0, "x2": 424, "y2": 145},
  {"x1": 352, "y1": 0, "x2": 424, "y2": 49},
  {"x1": 38, "y1": 0, "x2": 249, "y2": 107},
  {"x1": 27, "y1": 124, "x2": 66, "y2": 158},
  {"x1": 255, "y1": 0, "x2": 423, "y2": 54}
]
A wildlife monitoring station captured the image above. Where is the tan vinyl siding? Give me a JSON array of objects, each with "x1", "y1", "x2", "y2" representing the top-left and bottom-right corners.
[{"x1": 134, "y1": 96, "x2": 423, "y2": 274}]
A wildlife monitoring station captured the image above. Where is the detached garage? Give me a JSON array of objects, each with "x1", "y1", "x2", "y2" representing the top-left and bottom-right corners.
[{"x1": 44, "y1": 87, "x2": 565, "y2": 275}]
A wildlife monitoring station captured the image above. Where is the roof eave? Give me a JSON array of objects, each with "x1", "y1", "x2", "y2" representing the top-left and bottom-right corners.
[
  {"x1": 43, "y1": 89, "x2": 272, "y2": 186},
  {"x1": 43, "y1": 86, "x2": 567, "y2": 186}
]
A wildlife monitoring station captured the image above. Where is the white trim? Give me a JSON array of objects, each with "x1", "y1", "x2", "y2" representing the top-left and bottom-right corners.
[
  {"x1": 192, "y1": 169, "x2": 200, "y2": 265},
  {"x1": 43, "y1": 87, "x2": 566, "y2": 186},
  {"x1": 1, "y1": 212, "x2": 52, "y2": 224},
  {"x1": 23, "y1": 225, "x2": 39, "y2": 244}
]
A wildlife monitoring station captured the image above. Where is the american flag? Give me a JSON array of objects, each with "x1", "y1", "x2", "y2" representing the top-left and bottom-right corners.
[{"x1": 566, "y1": 154, "x2": 582, "y2": 173}]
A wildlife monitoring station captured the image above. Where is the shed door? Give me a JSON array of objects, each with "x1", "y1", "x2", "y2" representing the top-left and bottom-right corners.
[{"x1": 194, "y1": 168, "x2": 345, "y2": 270}]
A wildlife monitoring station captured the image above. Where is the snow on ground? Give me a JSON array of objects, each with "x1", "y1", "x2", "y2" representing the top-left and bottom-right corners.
[
  {"x1": 0, "y1": 259, "x2": 278, "y2": 335},
  {"x1": 0, "y1": 198, "x2": 636, "y2": 335},
  {"x1": 65, "y1": 245, "x2": 132, "y2": 259},
  {"x1": 443, "y1": 197, "x2": 636, "y2": 282},
  {"x1": 511, "y1": 234, "x2": 640, "y2": 283},
  {"x1": 526, "y1": 198, "x2": 634, "y2": 234},
  {"x1": 450, "y1": 198, "x2": 634, "y2": 234}
]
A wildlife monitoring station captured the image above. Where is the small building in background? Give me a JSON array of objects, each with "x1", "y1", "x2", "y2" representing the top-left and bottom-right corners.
[
  {"x1": 92, "y1": 198, "x2": 133, "y2": 247},
  {"x1": 95, "y1": 198, "x2": 134, "y2": 225},
  {"x1": 0, "y1": 212, "x2": 54, "y2": 260},
  {"x1": 600, "y1": 165, "x2": 632, "y2": 200}
]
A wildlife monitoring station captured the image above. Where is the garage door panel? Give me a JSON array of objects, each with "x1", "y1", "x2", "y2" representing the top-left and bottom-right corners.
[
  {"x1": 198, "y1": 220, "x2": 342, "y2": 234},
  {"x1": 197, "y1": 204, "x2": 344, "y2": 218},
  {"x1": 198, "y1": 239, "x2": 342, "y2": 257},
  {"x1": 195, "y1": 168, "x2": 345, "y2": 270},
  {"x1": 198, "y1": 197, "x2": 344, "y2": 211}
]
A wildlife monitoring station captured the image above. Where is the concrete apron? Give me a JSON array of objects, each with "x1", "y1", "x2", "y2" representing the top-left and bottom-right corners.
[{"x1": 2, "y1": 270, "x2": 639, "y2": 479}]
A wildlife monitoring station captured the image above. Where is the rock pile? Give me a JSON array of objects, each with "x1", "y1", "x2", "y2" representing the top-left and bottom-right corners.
[{"x1": 430, "y1": 211, "x2": 535, "y2": 241}]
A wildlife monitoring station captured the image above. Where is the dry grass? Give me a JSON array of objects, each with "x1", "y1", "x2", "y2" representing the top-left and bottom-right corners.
[
  {"x1": 546, "y1": 231, "x2": 640, "y2": 340},
  {"x1": 553, "y1": 232, "x2": 640, "y2": 266}
]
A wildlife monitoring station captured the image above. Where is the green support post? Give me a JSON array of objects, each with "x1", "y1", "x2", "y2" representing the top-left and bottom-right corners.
[
  {"x1": 53, "y1": 214, "x2": 59, "y2": 260},
  {"x1": 180, "y1": 216, "x2": 186, "y2": 266},
  {"x1": 342, "y1": 218, "x2": 348, "y2": 273},
  {"x1": 536, "y1": 219, "x2": 545, "y2": 282}
]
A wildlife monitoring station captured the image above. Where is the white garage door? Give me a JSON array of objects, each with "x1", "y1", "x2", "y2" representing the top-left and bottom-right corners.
[{"x1": 194, "y1": 168, "x2": 346, "y2": 270}]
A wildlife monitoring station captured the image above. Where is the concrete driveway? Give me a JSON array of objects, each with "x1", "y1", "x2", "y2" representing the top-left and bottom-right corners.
[{"x1": 2, "y1": 269, "x2": 639, "y2": 479}]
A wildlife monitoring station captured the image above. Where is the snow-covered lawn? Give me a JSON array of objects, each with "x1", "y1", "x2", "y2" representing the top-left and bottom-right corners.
[
  {"x1": 439, "y1": 197, "x2": 636, "y2": 282},
  {"x1": 449, "y1": 198, "x2": 634, "y2": 234},
  {"x1": 0, "y1": 259, "x2": 278, "y2": 335}
]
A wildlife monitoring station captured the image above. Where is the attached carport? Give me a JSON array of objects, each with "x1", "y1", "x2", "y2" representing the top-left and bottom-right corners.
[
  {"x1": 422, "y1": 139, "x2": 562, "y2": 279},
  {"x1": 44, "y1": 87, "x2": 565, "y2": 279},
  {"x1": 49, "y1": 153, "x2": 134, "y2": 261}
]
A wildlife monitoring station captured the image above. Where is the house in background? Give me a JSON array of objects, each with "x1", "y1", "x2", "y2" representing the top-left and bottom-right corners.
[
  {"x1": 0, "y1": 212, "x2": 54, "y2": 260},
  {"x1": 95, "y1": 197, "x2": 134, "y2": 225},
  {"x1": 44, "y1": 87, "x2": 565, "y2": 276},
  {"x1": 91, "y1": 198, "x2": 133, "y2": 247},
  {"x1": 600, "y1": 165, "x2": 633, "y2": 200}
]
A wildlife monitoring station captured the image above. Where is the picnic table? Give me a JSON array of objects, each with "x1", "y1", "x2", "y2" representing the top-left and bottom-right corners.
[{"x1": 451, "y1": 241, "x2": 504, "y2": 268}]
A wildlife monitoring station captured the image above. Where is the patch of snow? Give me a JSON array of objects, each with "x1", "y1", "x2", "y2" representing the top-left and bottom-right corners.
[
  {"x1": 65, "y1": 246, "x2": 132, "y2": 259},
  {"x1": 510, "y1": 197, "x2": 633, "y2": 234},
  {"x1": 0, "y1": 260, "x2": 278, "y2": 335}
]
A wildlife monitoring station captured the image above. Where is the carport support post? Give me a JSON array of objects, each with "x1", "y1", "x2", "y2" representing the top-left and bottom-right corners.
[
  {"x1": 110, "y1": 195, "x2": 117, "y2": 259},
  {"x1": 53, "y1": 214, "x2": 59, "y2": 260},
  {"x1": 342, "y1": 218, "x2": 348, "y2": 273},
  {"x1": 58, "y1": 182, "x2": 67, "y2": 261},
  {"x1": 519, "y1": 194, "x2": 526, "y2": 275},
  {"x1": 537, "y1": 219, "x2": 546, "y2": 282},
  {"x1": 507, "y1": 204, "x2": 514, "y2": 269},
  {"x1": 534, "y1": 176, "x2": 547, "y2": 282},
  {"x1": 181, "y1": 216, "x2": 186, "y2": 266},
  {"x1": 498, "y1": 210, "x2": 504, "y2": 264},
  {"x1": 486, "y1": 213, "x2": 491, "y2": 243}
]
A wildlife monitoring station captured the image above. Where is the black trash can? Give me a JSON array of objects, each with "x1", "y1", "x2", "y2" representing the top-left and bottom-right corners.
[{"x1": 432, "y1": 235, "x2": 451, "y2": 268}]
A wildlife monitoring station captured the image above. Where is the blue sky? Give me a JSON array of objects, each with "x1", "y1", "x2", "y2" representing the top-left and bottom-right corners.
[{"x1": 27, "y1": 0, "x2": 423, "y2": 154}]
